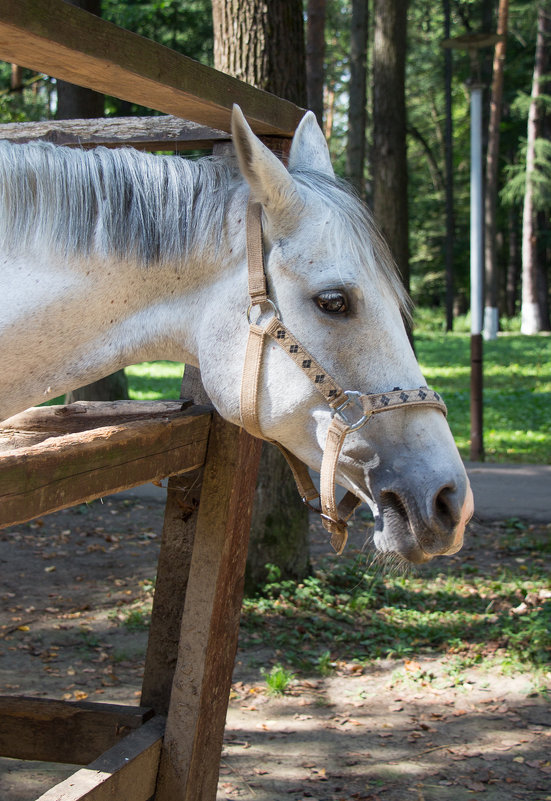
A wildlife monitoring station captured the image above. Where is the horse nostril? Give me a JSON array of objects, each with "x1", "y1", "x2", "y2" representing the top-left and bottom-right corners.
[{"x1": 433, "y1": 484, "x2": 459, "y2": 531}]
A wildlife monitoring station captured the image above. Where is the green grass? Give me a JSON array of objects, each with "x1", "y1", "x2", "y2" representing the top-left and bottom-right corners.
[
  {"x1": 261, "y1": 663, "x2": 296, "y2": 695},
  {"x1": 415, "y1": 329, "x2": 551, "y2": 463},
  {"x1": 240, "y1": 523, "x2": 551, "y2": 679},
  {"x1": 125, "y1": 360, "x2": 185, "y2": 401}
]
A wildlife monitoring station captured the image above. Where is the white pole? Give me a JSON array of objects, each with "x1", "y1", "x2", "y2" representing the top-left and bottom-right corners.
[{"x1": 470, "y1": 86, "x2": 484, "y2": 336}]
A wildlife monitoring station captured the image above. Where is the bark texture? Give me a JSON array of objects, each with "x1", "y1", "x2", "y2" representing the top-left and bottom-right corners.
[
  {"x1": 346, "y1": 0, "x2": 369, "y2": 197},
  {"x1": 521, "y1": 3, "x2": 550, "y2": 334},
  {"x1": 212, "y1": 0, "x2": 306, "y2": 107},
  {"x1": 55, "y1": 0, "x2": 104, "y2": 120},
  {"x1": 443, "y1": 0, "x2": 454, "y2": 331},
  {"x1": 483, "y1": 0, "x2": 509, "y2": 340},
  {"x1": 306, "y1": 0, "x2": 326, "y2": 127},
  {"x1": 372, "y1": 0, "x2": 409, "y2": 292}
]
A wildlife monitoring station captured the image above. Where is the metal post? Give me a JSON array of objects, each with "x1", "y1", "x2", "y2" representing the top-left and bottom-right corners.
[{"x1": 470, "y1": 85, "x2": 484, "y2": 461}]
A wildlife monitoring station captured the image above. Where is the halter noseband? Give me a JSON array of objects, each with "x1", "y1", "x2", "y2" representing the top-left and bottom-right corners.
[{"x1": 240, "y1": 200, "x2": 447, "y2": 554}]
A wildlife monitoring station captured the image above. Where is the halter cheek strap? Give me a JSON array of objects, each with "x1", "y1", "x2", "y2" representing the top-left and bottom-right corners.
[{"x1": 240, "y1": 200, "x2": 447, "y2": 554}]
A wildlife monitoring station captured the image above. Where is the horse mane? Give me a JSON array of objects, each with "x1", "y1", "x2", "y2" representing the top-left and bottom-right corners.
[
  {"x1": 0, "y1": 140, "x2": 409, "y2": 314},
  {"x1": 0, "y1": 140, "x2": 236, "y2": 266}
]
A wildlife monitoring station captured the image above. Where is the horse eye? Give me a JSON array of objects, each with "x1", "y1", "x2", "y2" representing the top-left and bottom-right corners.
[{"x1": 316, "y1": 290, "x2": 349, "y2": 314}]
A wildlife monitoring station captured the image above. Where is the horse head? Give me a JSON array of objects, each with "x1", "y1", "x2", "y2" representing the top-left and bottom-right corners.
[{"x1": 198, "y1": 106, "x2": 473, "y2": 564}]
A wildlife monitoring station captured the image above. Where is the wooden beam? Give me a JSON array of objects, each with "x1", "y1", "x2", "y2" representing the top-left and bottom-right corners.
[
  {"x1": 0, "y1": 400, "x2": 192, "y2": 448},
  {"x1": 0, "y1": 696, "x2": 153, "y2": 765},
  {"x1": 35, "y1": 715, "x2": 165, "y2": 801},
  {"x1": 0, "y1": 0, "x2": 304, "y2": 136},
  {"x1": 0, "y1": 403, "x2": 212, "y2": 529},
  {"x1": 140, "y1": 469, "x2": 203, "y2": 715},
  {"x1": 154, "y1": 415, "x2": 262, "y2": 801},
  {"x1": 0, "y1": 116, "x2": 230, "y2": 151}
]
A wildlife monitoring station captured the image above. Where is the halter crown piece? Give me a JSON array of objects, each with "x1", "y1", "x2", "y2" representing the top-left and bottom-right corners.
[{"x1": 240, "y1": 200, "x2": 447, "y2": 554}]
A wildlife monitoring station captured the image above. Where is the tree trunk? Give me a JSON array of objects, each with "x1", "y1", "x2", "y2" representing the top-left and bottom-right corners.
[
  {"x1": 345, "y1": 0, "x2": 369, "y2": 197},
  {"x1": 483, "y1": 0, "x2": 509, "y2": 340},
  {"x1": 211, "y1": 0, "x2": 306, "y2": 106},
  {"x1": 55, "y1": 0, "x2": 104, "y2": 120},
  {"x1": 65, "y1": 371, "x2": 129, "y2": 404},
  {"x1": 372, "y1": 0, "x2": 409, "y2": 294},
  {"x1": 10, "y1": 64, "x2": 23, "y2": 92},
  {"x1": 306, "y1": 0, "x2": 326, "y2": 128},
  {"x1": 521, "y1": 3, "x2": 549, "y2": 334},
  {"x1": 443, "y1": 0, "x2": 455, "y2": 331},
  {"x1": 537, "y1": 210, "x2": 551, "y2": 329},
  {"x1": 505, "y1": 205, "x2": 520, "y2": 317},
  {"x1": 204, "y1": 0, "x2": 310, "y2": 590}
]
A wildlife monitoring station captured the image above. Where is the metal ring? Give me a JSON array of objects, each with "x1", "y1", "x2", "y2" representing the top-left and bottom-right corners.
[
  {"x1": 246, "y1": 298, "x2": 281, "y2": 325},
  {"x1": 333, "y1": 390, "x2": 370, "y2": 432}
]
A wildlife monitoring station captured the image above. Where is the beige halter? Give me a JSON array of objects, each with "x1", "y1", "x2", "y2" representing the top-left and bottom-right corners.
[{"x1": 240, "y1": 200, "x2": 447, "y2": 554}]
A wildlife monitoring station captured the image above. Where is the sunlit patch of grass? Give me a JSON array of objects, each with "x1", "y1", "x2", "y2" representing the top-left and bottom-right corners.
[
  {"x1": 415, "y1": 331, "x2": 551, "y2": 462},
  {"x1": 125, "y1": 360, "x2": 185, "y2": 400}
]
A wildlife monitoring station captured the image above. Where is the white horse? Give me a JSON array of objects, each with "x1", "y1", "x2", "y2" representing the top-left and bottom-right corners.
[{"x1": 0, "y1": 106, "x2": 473, "y2": 562}]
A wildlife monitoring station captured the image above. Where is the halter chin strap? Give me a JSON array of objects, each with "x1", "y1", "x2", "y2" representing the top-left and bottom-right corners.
[{"x1": 240, "y1": 200, "x2": 447, "y2": 554}]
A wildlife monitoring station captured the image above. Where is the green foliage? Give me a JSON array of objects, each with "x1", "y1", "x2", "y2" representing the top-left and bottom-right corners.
[
  {"x1": 501, "y1": 137, "x2": 551, "y2": 210},
  {"x1": 125, "y1": 361, "x2": 185, "y2": 400},
  {"x1": 241, "y1": 532, "x2": 551, "y2": 675},
  {"x1": 0, "y1": 63, "x2": 51, "y2": 124},
  {"x1": 415, "y1": 325, "x2": 551, "y2": 462},
  {"x1": 121, "y1": 609, "x2": 150, "y2": 631},
  {"x1": 261, "y1": 663, "x2": 296, "y2": 695},
  {"x1": 103, "y1": 0, "x2": 213, "y2": 63}
]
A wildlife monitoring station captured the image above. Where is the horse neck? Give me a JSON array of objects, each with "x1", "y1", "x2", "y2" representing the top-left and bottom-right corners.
[{"x1": 0, "y1": 173, "x2": 247, "y2": 421}]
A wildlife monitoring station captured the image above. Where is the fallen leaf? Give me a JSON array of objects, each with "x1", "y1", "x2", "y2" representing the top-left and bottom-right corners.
[{"x1": 464, "y1": 780, "x2": 486, "y2": 792}]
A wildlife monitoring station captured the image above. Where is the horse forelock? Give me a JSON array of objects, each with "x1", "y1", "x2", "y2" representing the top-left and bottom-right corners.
[
  {"x1": 0, "y1": 140, "x2": 237, "y2": 267},
  {"x1": 290, "y1": 167, "x2": 411, "y2": 319}
]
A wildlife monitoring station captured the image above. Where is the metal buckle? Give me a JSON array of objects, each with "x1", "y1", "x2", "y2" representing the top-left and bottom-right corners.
[
  {"x1": 246, "y1": 298, "x2": 281, "y2": 325},
  {"x1": 333, "y1": 390, "x2": 370, "y2": 432}
]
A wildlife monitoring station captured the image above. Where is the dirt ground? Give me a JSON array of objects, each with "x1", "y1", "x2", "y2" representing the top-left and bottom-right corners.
[{"x1": 0, "y1": 493, "x2": 550, "y2": 801}]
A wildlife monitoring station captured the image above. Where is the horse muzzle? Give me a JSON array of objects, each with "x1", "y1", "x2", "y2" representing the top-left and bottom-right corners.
[{"x1": 372, "y1": 475, "x2": 474, "y2": 564}]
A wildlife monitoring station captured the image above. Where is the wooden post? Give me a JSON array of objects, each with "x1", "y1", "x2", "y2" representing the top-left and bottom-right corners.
[
  {"x1": 140, "y1": 467, "x2": 205, "y2": 714},
  {"x1": 470, "y1": 333, "x2": 484, "y2": 461},
  {"x1": 153, "y1": 414, "x2": 262, "y2": 801}
]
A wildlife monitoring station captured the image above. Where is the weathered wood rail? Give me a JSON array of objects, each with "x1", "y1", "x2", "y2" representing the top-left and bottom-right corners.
[
  {"x1": 0, "y1": 402, "x2": 262, "y2": 801},
  {"x1": 0, "y1": 0, "x2": 305, "y2": 136},
  {"x1": 0, "y1": 116, "x2": 230, "y2": 151}
]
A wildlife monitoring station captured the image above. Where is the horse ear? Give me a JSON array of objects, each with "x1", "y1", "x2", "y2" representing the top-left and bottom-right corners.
[
  {"x1": 288, "y1": 111, "x2": 334, "y2": 177},
  {"x1": 232, "y1": 105, "x2": 300, "y2": 218}
]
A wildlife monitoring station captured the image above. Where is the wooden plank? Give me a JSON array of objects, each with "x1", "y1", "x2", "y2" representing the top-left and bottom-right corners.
[
  {"x1": 140, "y1": 375, "x2": 211, "y2": 715},
  {"x1": 0, "y1": 400, "x2": 192, "y2": 449},
  {"x1": 0, "y1": 0, "x2": 304, "y2": 136},
  {"x1": 0, "y1": 406, "x2": 212, "y2": 529},
  {"x1": 35, "y1": 715, "x2": 165, "y2": 801},
  {"x1": 140, "y1": 469, "x2": 204, "y2": 715},
  {"x1": 0, "y1": 696, "x2": 153, "y2": 765},
  {"x1": 154, "y1": 414, "x2": 262, "y2": 801},
  {"x1": 0, "y1": 116, "x2": 230, "y2": 151}
]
